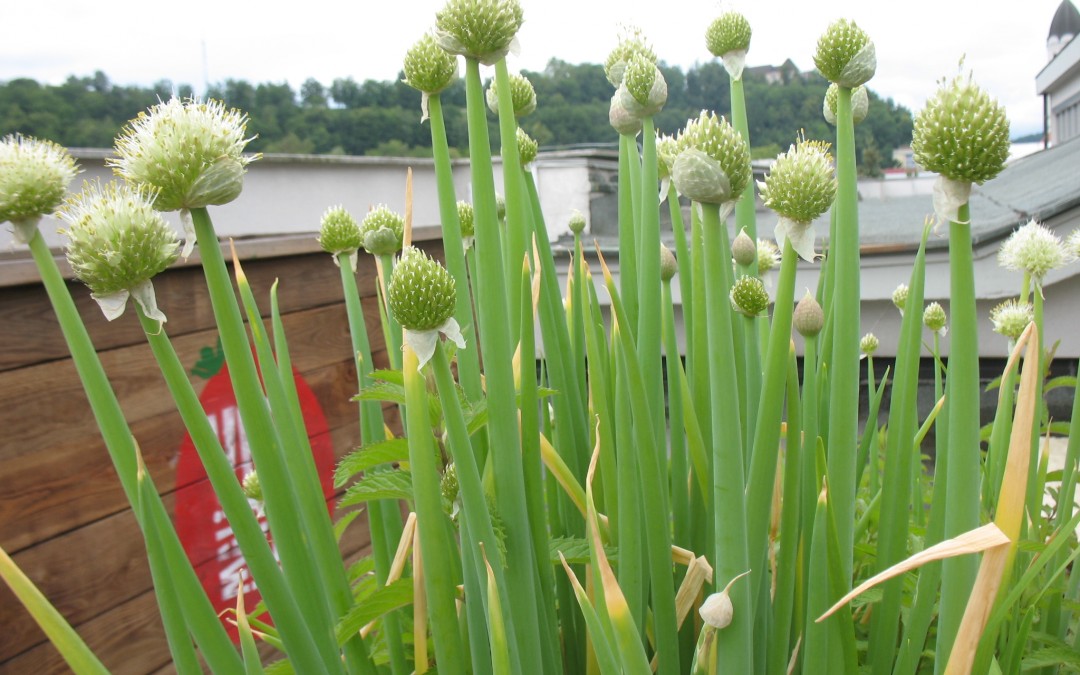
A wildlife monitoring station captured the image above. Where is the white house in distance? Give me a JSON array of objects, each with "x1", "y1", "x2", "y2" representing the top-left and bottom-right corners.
[{"x1": 1038, "y1": 0, "x2": 1080, "y2": 145}]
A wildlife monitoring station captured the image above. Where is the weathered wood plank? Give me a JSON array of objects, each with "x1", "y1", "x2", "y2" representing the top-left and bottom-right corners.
[{"x1": 0, "y1": 301, "x2": 392, "y2": 552}]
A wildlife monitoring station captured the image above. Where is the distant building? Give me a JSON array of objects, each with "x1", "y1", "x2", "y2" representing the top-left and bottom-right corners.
[
  {"x1": 1037, "y1": 0, "x2": 1080, "y2": 145},
  {"x1": 744, "y1": 59, "x2": 803, "y2": 85}
]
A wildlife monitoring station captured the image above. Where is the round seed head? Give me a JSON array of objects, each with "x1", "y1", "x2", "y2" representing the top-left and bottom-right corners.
[
  {"x1": 794, "y1": 291, "x2": 825, "y2": 337},
  {"x1": 568, "y1": 209, "x2": 586, "y2": 235},
  {"x1": 318, "y1": 206, "x2": 362, "y2": 255},
  {"x1": 759, "y1": 137, "x2": 836, "y2": 224},
  {"x1": 435, "y1": 0, "x2": 524, "y2": 64},
  {"x1": 823, "y1": 83, "x2": 869, "y2": 125},
  {"x1": 912, "y1": 74, "x2": 1010, "y2": 184},
  {"x1": 659, "y1": 244, "x2": 678, "y2": 282},
  {"x1": 656, "y1": 133, "x2": 679, "y2": 179},
  {"x1": 757, "y1": 238, "x2": 781, "y2": 273},
  {"x1": 705, "y1": 12, "x2": 751, "y2": 57},
  {"x1": 620, "y1": 54, "x2": 667, "y2": 115},
  {"x1": 860, "y1": 332, "x2": 879, "y2": 356},
  {"x1": 486, "y1": 72, "x2": 536, "y2": 117},
  {"x1": 990, "y1": 298, "x2": 1033, "y2": 340},
  {"x1": 813, "y1": 19, "x2": 876, "y2": 87},
  {"x1": 923, "y1": 302, "x2": 947, "y2": 332},
  {"x1": 0, "y1": 134, "x2": 79, "y2": 231},
  {"x1": 359, "y1": 205, "x2": 405, "y2": 256},
  {"x1": 997, "y1": 219, "x2": 1072, "y2": 280},
  {"x1": 609, "y1": 92, "x2": 644, "y2": 136},
  {"x1": 672, "y1": 111, "x2": 751, "y2": 205},
  {"x1": 388, "y1": 246, "x2": 457, "y2": 331},
  {"x1": 730, "y1": 275, "x2": 770, "y2": 317},
  {"x1": 604, "y1": 26, "x2": 656, "y2": 88},
  {"x1": 892, "y1": 283, "x2": 909, "y2": 312},
  {"x1": 110, "y1": 98, "x2": 256, "y2": 212},
  {"x1": 457, "y1": 200, "x2": 475, "y2": 239},
  {"x1": 241, "y1": 470, "x2": 263, "y2": 502},
  {"x1": 403, "y1": 33, "x2": 458, "y2": 95},
  {"x1": 731, "y1": 228, "x2": 756, "y2": 266},
  {"x1": 495, "y1": 194, "x2": 506, "y2": 222},
  {"x1": 441, "y1": 463, "x2": 460, "y2": 514},
  {"x1": 1067, "y1": 228, "x2": 1080, "y2": 258},
  {"x1": 60, "y1": 181, "x2": 179, "y2": 296},
  {"x1": 517, "y1": 127, "x2": 539, "y2": 165}
]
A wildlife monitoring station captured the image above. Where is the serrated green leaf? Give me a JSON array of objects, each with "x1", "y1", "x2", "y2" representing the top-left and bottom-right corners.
[
  {"x1": 352, "y1": 381, "x2": 407, "y2": 407},
  {"x1": 1020, "y1": 646, "x2": 1080, "y2": 670},
  {"x1": 264, "y1": 658, "x2": 294, "y2": 675},
  {"x1": 370, "y1": 369, "x2": 404, "y2": 385},
  {"x1": 337, "y1": 470, "x2": 413, "y2": 508},
  {"x1": 549, "y1": 536, "x2": 618, "y2": 565},
  {"x1": 335, "y1": 438, "x2": 412, "y2": 487},
  {"x1": 347, "y1": 555, "x2": 376, "y2": 584},
  {"x1": 335, "y1": 579, "x2": 414, "y2": 645}
]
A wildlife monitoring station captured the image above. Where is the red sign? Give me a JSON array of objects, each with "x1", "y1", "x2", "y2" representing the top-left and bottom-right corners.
[{"x1": 175, "y1": 364, "x2": 335, "y2": 640}]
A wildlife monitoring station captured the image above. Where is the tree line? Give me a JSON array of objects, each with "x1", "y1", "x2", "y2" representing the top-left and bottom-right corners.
[{"x1": 0, "y1": 61, "x2": 914, "y2": 175}]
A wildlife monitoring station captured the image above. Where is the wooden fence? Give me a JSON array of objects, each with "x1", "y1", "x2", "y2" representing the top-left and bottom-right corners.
[{"x1": 0, "y1": 234, "x2": 439, "y2": 673}]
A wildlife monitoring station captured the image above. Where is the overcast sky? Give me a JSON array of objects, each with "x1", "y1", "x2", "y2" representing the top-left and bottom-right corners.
[{"x1": 4, "y1": 0, "x2": 1071, "y2": 137}]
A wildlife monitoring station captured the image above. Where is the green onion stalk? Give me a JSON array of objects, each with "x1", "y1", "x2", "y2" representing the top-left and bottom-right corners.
[
  {"x1": 911, "y1": 70, "x2": 1010, "y2": 666},
  {"x1": 813, "y1": 18, "x2": 877, "y2": 580},
  {"x1": 318, "y1": 205, "x2": 408, "y2": 675}
]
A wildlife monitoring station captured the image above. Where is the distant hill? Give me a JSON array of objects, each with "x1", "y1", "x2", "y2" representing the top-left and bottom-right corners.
[{"x1": 0, "y1": 63, "x2": 913, "y2": 175}]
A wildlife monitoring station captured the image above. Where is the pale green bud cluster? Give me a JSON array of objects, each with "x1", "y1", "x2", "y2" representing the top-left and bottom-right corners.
[
  {"x1": 757, "y1": 238, "x2": 781, "y2": 272},
  {"x1": 457, "y1": 201, "x2": 475, "y2": 239},
  {"x1": 860, "y1": 332, "x2": 879, "y2": 355},
  {"x1": 441, "y1": 463, "x2": 460, "y2": 514},
  {"x1": 317, "y1": 206, "x2": 362, "y2": 255},
  {"x1": 389, "y1": 246, "x2": 457, "y2": 331},
  {"x1": 0, "y1": 134, "x2": 79, "y2": 230},
  {"x1": 731, "y1": 229, "x2": 756, "y2": 266},
  {"x1": 486, "y1": 73, "x2": 537, "y2": 117},
  {"x1": 730, "y1": 275, "x2": 770, "y2": 317},
  {"x1": 813, "y1": 19, "x2": 876, "y2": 88},
  {"x1": 568, "y1": 209, "x2": 586, "y2": 235},
  {"x1": 435, "y1": 0, "x2": 524, "y2": 64},
  {"x1": 672, "y1": 111, "x2": 751, "y2": 205},
  {"x1": 360, "y1": 205, "x2": 405, "y2": 256},
  {"x1": 793, "y1": 291, "x2": 824, "y2": 337},
  {"x1": 242, "y1": 470, "x2": 263, "y2": 502},
  {"x1": 892, "y1": 283, "x2": 909, "y2": 312},
  {"x1": 823, "y1": 84, "x2": 869, "y2": 125},
  {"x1": 517, "y1": 127, "x2": 539, "y2": 165},
  {"x1": 705, "y1": 12, "x2": 751, "y2": 57},
  {"x1": 622, "y1": 54, "x2": 667, "y2": 115},
  {"x1": 403, "y1": 33, "x2": 458, "y2": 95},
  {"x1": 990, "y1": 298, "x2": 1033, "y2": 340},
  {"x1": 1068, "y1": 229, "x2": 1080, "y2": 258},
  {"x1": 604, "y1": 27, "x2": 656, "y2": 88},
  {"x1": 759, "y1": 139, "x2": 836, "y2": 224},
  {"x1": 656, "y1": 133, "x2": 679, "y2": 179},
  {"x1": 912, "y1": 74, "x2": 1010, "y2": 184},
  {"x1": 923, "y1": 302, "x2": 947, "y2": 332},
  {"x1": 997, "y1": 219, "x2": 1072, "y2": 281},
  {"x1": 60, "y1": 181, "x2": 179, "y2": 296},
  {"x1": 660, "y1": 244, "x2": 678, "y2": 282},
  {"x1": 110, "y1": 98, "x2": 256, "y2": 212},
  {"x1": 495, "y1": 194, "x2": 506, "y2": 222}
]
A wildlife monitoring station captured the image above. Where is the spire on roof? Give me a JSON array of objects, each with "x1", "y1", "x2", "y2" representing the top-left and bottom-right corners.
[{"x1": 1049, "y1": 0, "x2": 1080, "y2": 59}]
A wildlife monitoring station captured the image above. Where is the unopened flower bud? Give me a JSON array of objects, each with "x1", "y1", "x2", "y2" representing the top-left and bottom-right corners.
[
  {"x1": 620, "y1": 54, "x2": 667, "y2": 116},
  {"x1": 860, "y1": 332, "x2": 879, "y2": 356},
  {"x1": 823, "y1": 83, "x2": 869, "y2": 125},
  {"x1": 242, "y1": 470, "x2": 263, "y2": 502},
  {"x1": 997, "y1": 219, "x2": 1072, "y2": 281},
  {"x1": 1067, "y1": 228, "x2": 1080, "y2": 258},
  {"x1": 912, "y1": 74, "x2": 1009, "y2": 185},
  {"x1": 660, "y1": 244, "x2": 678, "y2": 282},
  {"x1": 990, "y1": 298, "x2": 1033, "y2": 340},
  {"x1": 568, "y1": 209, "x2": 586, "y2": 235},
  {"x1": 731, "y1": 229, "x2": 756, "y2": 267},
  {"x1": 892, "y1": 283, "x2": 909, "y2": 313},
  {"x1": 486, "y1": 73, "x2": 537, "y2": 117},
  {"x1": 318, "y1": 206, "x2": 362, "y2": 256},
  {"x1": 814, "y1": 19, "x2": 876, "y2": 88},
  {"x1": 757, "y1": 238, "x2": 781, "y2": 273},
  {"x1": 759, "y1": 137, "x2": 836, "y2": 261},
  {"x1": 672, "y1": 111, "x2": 751, "y2": 206},
  {"x1": 457, "y1": 201, "x2": 475, "y2": 240},
  {"x1": 705, "y1": 12, "x2": 751, "y2": 80},
  {"x1": 656, "y1": 133, "x2": 679, "y2": 179},
  {"x1": 360, "y1": 205, "x2": 405, "y2": 256},
  {"x1": 730, "y1": 275, "x2": 770, "y2": 317},
  {"x1": 495, "y1": 194, "x2": 506, "y2": 222},
  {"x1": 923, "y1": 302, "x2": 947, "y2": 333},
  {"x1": 0, "y1": 134, "x2": 79, "y2": 242},
  {"x1": 793, "y1": 291, "x2": 824, "y2": 337},
  {"x1": 517, "y1": 127, "x2": 539, "y2": 165},
  {"x1": 699, "y1": 570, "x2": 749, "y2": 629},
  {"x1": 404, "y1": 33, "x2": 458, "y2": 95},
  {"x1": 60, "y1": 181, "x2": 179, "y2": 322},
  {"x1": 390, "y1": 247, "x2": 465, "y2": 367},
  {"x1": 435, "y1": 0, "x2": 524, "y2": 65},
  {"x1": 609, "y1": 93, "x2": 643, "y2": 136},
  {"x1": 441, "y1": 463, "x2": 460, "y2": 515}
]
